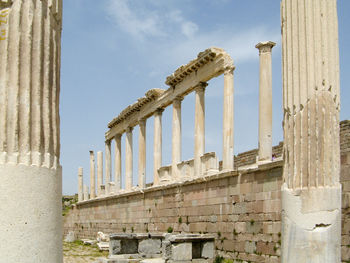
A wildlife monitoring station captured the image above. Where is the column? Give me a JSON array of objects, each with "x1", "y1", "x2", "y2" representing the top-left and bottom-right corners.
[
  {"x1": 194, "y1": 83, "x2": 207, "y2": 177},
  {"x1": 222, "y1": 67, "x2": 235, "y2": 171},
  {"x1": 105, "y1": 140, "x2": 111, "y2": 194},
  {"x1": 125, "y1": 127, "x2": 133, "y2": 190},
  {"x1": 0, "y1": 1, "x2": 63, "y2": 261},
  {"x1": 256, "y1": 41, "x2": 275, "y2": 162},
  {"x1": 281, "y1": 0, "x2": 341, "y2": 262},
  {"x1": 89, "y1": 151, "x2": 96, "y2": 198},
  {"x1": 153, "y1": 108, "x2": 163, "y2": 185},
  {"x1": 114, "y1": 134, "x2": 122, "y2": 191},
  {"x1": 97, "y1": 151, "x2": 103, "y2": 196},
  {"x1": 78, "y1": 167, "x2": 83, "y2": 202},
  {"x1": 83, "y1": 185, "x2": 89, "y2": 201},
  {"x1": 138, "y1": 119, "x2": 146, "y2": 188},
  {"x1": 172, "y1": 97, "x2": 183, "y2": 180}
]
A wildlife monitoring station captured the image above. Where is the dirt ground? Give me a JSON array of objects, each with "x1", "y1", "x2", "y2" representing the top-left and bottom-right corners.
[{"x1": 63, "y1": 241, "x2": 108, "y2": 263}]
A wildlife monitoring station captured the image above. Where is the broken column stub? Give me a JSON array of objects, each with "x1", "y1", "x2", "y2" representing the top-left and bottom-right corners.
[
  {"x1": 0, "y1": 1, "x2": 63, "y2": 262},
  {"x1": 281, "y1": 0, "x2": 341, "y2": 262}
]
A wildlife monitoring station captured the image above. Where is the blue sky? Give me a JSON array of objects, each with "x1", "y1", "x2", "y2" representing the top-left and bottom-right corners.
[{"x1": 61, "y1": 0, "x2": 350, "y2": 195}]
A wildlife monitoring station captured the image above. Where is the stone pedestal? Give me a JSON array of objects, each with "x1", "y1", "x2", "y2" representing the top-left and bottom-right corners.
[
  {"x1": 281, "y1": 0, "x2": 341, "y2": 261},
  {"x1": 0, "y1": 1, "x2": 63, "y2": 261},
  {"x1": 256, "y1": 41, "x2": 275, "y2": 162}
]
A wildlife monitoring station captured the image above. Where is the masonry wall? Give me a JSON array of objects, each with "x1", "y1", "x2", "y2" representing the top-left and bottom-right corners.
[{"x1": 64, "y1": 120, "x2": 350, "y2": 262}]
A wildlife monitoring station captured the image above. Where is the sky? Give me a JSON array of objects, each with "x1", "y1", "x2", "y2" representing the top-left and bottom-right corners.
[{"x1": 61, "y1": 0, "x2": 350, "y2": 195}]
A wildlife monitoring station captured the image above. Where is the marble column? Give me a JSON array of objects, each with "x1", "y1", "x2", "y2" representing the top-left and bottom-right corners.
[
  {"x1": 0, "y1": 1, "x2": 63, "y2": 261},
  {"x1": 172, "y1": 97, "x2": 182, "y2": 180},
  {"x1": 78, "y1": 167, "x2": 83, "y2": 202},
  {"x1": 114, "y1": 134, "x2": 122, "y2": 191},
  {"x1": 256, "y1": 41, "x2": 275, "y2": 162},
  {"x1": 153, "y1": 108, "x2": 163, "y2": 185},
  {"x1": 222, "y1": 67, "x2": 235, "y2": 171},
  {"x1": 89, "y1": 151, "x2": 96, "y2": 198},
  {"x1": 105, "y1": 140, "x2": 111, "y2": 195},
  {"x1": 138, "y1": 119, "x2": 146, "y2": 188},
  {"x1": 281, "y1": 0, "x2": 341, "y2": 262},
  {"x1": 83, "y1": 185, "x2": 89, "y2": 201},
  {"x1": 97, "y1": 151, "x2": 103, "y2": 196},
  {"x1": 194, "y1": 83, "x2": 207, "y2": 177},
  {"x1": 125, "y1": 127, "x2": 133, "y2": 190}
]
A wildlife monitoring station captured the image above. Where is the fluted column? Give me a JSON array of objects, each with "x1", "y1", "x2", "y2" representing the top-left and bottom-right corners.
[
  {"x1": 138, "y1": 119, "x2": 146, "y2": 188},
  {"x1": 89, "y1": 151, "x2": 96, "y2": 198},
  {"x1": 153, "y1": 108, "x2": 163, "y2": 185},
  {"x1": 222, "y1": 68, "x2": 235, "y2": 171},
  {"x1": 194, "y1": 83, "x2": 207, "y2": 177},
  {"x1": 125, "y1": 127, "x2": 133, "y2": 190},
  {"x1": 83, "y1": 185, "x2": 89, "y2": 201},
  {"x1": 0, "y1": 1, "x2": 63, "y2": 261},
  {"x1": 97, "y1": 151, "x2": 103, "y2": 196},
  {"x1": 256, "y1": 41, "x2": 275, "y2": 162},
  {"x1": 114, "y1": 134, "x2": 122, "y2": 191},
  {"x1": 78, "y1": 167, "x2": 83, "y2": 202},
  {"x1": 172, "y1": 97, "x2": 183, "y2": 180},
  {"x1": 105, "y1": 140, "x2": 111, "y2": 194},
  {"x1": 281, "y1": 0, "x2": 341, "y2": 262}
]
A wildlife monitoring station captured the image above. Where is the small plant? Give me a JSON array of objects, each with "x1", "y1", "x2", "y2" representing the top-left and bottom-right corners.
[
  {"x1": 278, "y1": 232, "x2": 281, "y2": 238},
  {"x1": 122, "y1": 227, "x2": 126, "y2": 233},
  {"x1": 131, "y1": 226, "x2": 134, "y2": 233},
  {"x1": 250, "y1": 219, "x2": 255, "y2": 225},
  {"x1": 233, "y1": 229, "x2": 238, "y2": 236},
  {"x1": 167, "y1": 226, "x2": 173, "y2": 233},
  {"x1": 217, "y1": 231, "x2": 221, "y2": 238},
  {"x1": 273, "y1": 246, "x2": 278, "y2": 252},
  {"x1": 214, "y1": 256, "x2": 224, "y2": 263},
  {"x1": 148, "y1": 208, "x2": 151, "y2": 213},
  {"x1": 146, "y1": 227, "x2": 149, "y2": 233},
  {"x1": 178, "y1": 217, "x2": 182, "y2": 224}
]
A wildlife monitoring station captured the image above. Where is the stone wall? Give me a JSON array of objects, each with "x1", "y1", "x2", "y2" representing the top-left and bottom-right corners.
[{"x1": 64, "y1": 120, "x2": 350, "y2": 262}]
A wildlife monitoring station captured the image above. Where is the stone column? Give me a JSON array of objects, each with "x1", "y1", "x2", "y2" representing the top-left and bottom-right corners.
[
  {"x1": 89, "y1": 151, "x2": 96, "y2": 198},
  {"x1": 172, "y1": 97, "x2": 183, "y2": 180},
  {"x1": 281, "y1": 0, "x2": 341, "y2": 262},
  {"x1": 105, "y1": 140, "x2": 111, "y2": 195},
  {"x1": 125, "y1": 127, "x2": 133, "y2": 190},
  {"x1": 114, "y1": 134, "x2": 122, "y2": 191},
  {"x1": 97, "y1": 151, "x2": 103, "y2": 196},
  {"x1": 78, "y1": 167, "x2": 83, "y2": 202},
  {"x1": 0, "y1": 1, "x2": 63, "y2": 261},
  {"x1": 153, "y1": 108, "x2": 163, "y2": 185},
  {"x1": 256, "y1": 41, "x2": 275, "y2": 162},
  {"x1": 83, "y1": 185, "x2": 89, "y2": 201},
  {"x1": 138, "y1": 119, "x2": 146, "y2": 188},
  {"x1": 222, "y1": 67, "x2": 235, "y2": 171},
  {"x1": 194, "y1": 83, "x2": 207, "y2": 177}
]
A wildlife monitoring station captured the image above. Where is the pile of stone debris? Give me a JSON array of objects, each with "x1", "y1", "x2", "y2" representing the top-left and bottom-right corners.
[{"x1": 64, "y1": 231, "x2": 110, "y2": 252}]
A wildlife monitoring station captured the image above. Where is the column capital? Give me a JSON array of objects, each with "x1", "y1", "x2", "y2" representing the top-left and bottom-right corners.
[
  {"x1": 173, "y1": 96, "x2": 183, "y2": 107},
  {"x1": 126, "y1": 126, "x2": 134, "y2": 133},
  {"x1": 255, "y1": 41, "x2": 276, "y2": 53},
  {"x1": 105, "y1": 139, "x2": 111, "y2": 146},
  {"x1": 195, "y1": 82, "x2": 208, "y2": 92},
  {"x1": 154, "y1": 108, "x2": 164, "y2": 115},
  {"x1": 89, "y1": 150, "x2": 94, "y2": 154},
  {"x1": 138, "y1": 117, "x2": 147, "y2": 126},
  {"x1": 114, "y1": 133, "x2": 122, "y2": 140},
  {"x1": 224, "y1": 66, "x2": 235, "y2": 75}
]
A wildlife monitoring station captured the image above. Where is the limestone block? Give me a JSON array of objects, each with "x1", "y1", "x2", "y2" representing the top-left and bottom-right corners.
[
  {"x1": 201, "y1": 152, "x2": 219, "y2": 176},
  {"x1": 64, "y1": 231, "x2": 76, "y2": 243},
  {"x1": 162, "y1": 240, "x2": 171, "y2": 260},
  {"x1": 201, "y1": 242, "x2": 214, "y2": 259},
  {"x1": 171, "y1": 243, "x2": 192, "y2": 261},
  {"x1": 158, "y1": 166, "x2": 172, "y2": 185},
  {"x1": 138, "y1": 239, "x2": 162, "y2": 255},
  {"x1": 244, "y1": 241, "x2": 256, "y2": 254}
]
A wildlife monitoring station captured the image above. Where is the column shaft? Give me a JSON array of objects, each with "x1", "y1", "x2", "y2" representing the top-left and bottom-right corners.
[
  {"x1": 97, "y1": 151, "x2": 103, "y2": 196},
  {"x1": 105, "y1": 141, "x2": 111, "y2": 195},
  {"x1": 83, "y1": 185, "x2": 89, "y2": 201},
  {"x1": 153, "y1": 109, "x2": 163, "y2": 185},
  {"x1": 125, "y1": 127, "x2": 133, "y2": 190},
  {"x1": 222, "y1": 69, "x2": 235, "y2": 171},
  {"x1": 89, "y1": 151, "x2": 96, "y2": 198},
  {"x1": 78, "y1": 167, "x2": 83, "y2": 202},
  {"x1": 114, "y1": 135, "x2": 122, "y2": 191},
  {"x1": 138, "y1": 119, "x2": 146, "y2": 188},
  {"x1": 0, "y1": 1, "x2": 63, "y2": 261},
  {"x1": 172, "y1": 98, "x2": 182, "y2": 179},
  {"x1": 194, "y1": 84, "x2": 206, "y2": 177},
  {"x1": 256, "y1": 42, "x2": 275, "y2": 162},
  {"x1": 281, "y1": 0, "x2": 341, "y2": 262}
]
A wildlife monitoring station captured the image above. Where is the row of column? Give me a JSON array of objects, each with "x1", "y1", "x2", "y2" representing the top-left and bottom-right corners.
[{"x1": 78, "y1": 41, "x2": 276, "y2": 201}]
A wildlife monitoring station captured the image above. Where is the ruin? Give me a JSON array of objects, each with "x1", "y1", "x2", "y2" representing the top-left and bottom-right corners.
[{"x1": 0, "y1": 0, "x2": 63, "y2": 262}]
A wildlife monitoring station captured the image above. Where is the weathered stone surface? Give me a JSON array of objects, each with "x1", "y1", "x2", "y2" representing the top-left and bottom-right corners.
[
  {"x1": 64, "y1": 231, "x2": 76, "y2": 243},
  {"x1": 201, "y1": 242, "x2": 214, "y2": 259},
  {"x1": 138, "y1": 239, "x2": 162, "y2": 255},
  {"x1": 171, "y1": 243, "x2": 192, "y2": 261}
]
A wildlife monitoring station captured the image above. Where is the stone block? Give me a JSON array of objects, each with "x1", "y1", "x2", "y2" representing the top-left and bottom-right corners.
[
  {"x1": 64, "y1": 231, "x2": 76, "y2": 242},
  {"x1": 171, "y1": 243, "x2": 192, "y2": 261},
  {"x1": 201, "y1": 241, "x2": 214, "y2": 259},
  {"x1": 139, "y1": 239, "x2": 162, "y2": 255},
  {"x1": 109, "y1": 239, "x2": 138, "y2": 255},
  {"x1": 244, "y1": 241, "x2": 256, "y2": 254}
]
